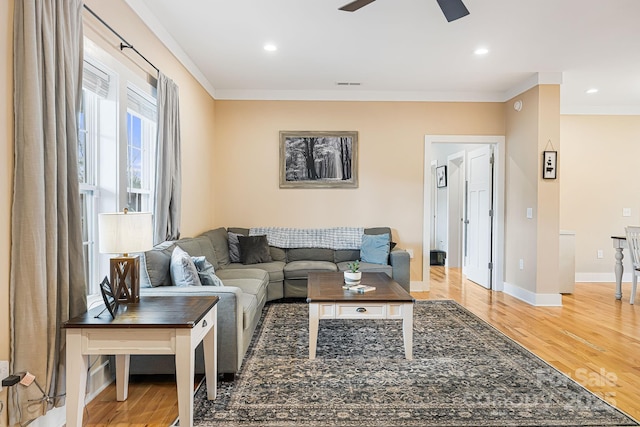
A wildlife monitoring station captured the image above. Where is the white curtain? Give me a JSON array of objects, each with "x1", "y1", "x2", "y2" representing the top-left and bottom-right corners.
[
  {"x1": 153, "y1": 72, "x2": 182, "y2": 243},
  {"x1": 10, "y1": 0, "x2": 86, "y2": 424}
]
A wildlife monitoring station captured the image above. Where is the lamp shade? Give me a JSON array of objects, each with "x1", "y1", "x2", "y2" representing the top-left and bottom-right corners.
[{"x1": 99, "y1": 211, "x2": 153, "y2": 254}]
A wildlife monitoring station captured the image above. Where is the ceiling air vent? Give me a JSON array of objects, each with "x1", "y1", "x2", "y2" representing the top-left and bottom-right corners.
[{"x1": 336, "y1": 82, "x2": 362, "y2": 86}]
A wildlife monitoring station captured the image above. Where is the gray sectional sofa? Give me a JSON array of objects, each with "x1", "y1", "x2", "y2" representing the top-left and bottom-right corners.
[{"x1": 127, "y1": 226, "x2": 410, "y2": 377}]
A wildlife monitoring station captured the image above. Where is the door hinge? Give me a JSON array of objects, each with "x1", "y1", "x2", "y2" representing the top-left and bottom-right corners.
[
  {"x1": 490, "y1": 153, "x2": 495, "y2": 165},
  {"x1": 489, "y1": 209, "x2": 494, "y2": 217},
  {"x1": 488, "y1": 262, "x2": 493, "y2": 270}
]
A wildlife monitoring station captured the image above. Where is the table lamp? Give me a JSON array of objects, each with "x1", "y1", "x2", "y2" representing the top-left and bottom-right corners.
[{"x1": 98, "y1": 209, "x2": 153, "y2": 303}]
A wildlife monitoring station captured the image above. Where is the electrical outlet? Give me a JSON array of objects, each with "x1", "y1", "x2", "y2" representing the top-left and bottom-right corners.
[
  {"x1": 0, "y1": 360, "x2": 9, "y2": 392},
  {"x1": 519, "y1": 259, "x2": 524, "y2": 270},
  {"x1": 597, "y1": 249, "x2": 604, "y2": 259},
  {"x1": 406, "y1": 248, "x2": 414, "y2": 259},
  {"x1": 623, "y1": 208, "x2": 632, "y2": 217}
]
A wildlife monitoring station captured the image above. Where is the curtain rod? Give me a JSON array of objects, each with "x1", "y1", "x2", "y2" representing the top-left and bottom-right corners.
[{"x1": 83, "y1": 4, "x2": 160, "y2": 74}]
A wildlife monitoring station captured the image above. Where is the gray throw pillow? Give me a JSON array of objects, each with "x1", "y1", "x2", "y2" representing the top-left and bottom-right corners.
[
  {"x1": 170, "y1": 246, "x2": 202, "y2": 287},
  {"x1": 238, "y1": 235, "x2": 273, "y2": 265},
  {"x1": 192, "y1": 256, "x2": 224, "y2": 287},
  {"x1": 228, "y1": 232, "x2": 242, "y2": 263}
]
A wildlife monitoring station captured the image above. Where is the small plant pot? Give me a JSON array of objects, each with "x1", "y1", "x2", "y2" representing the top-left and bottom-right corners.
[{"x1": 344, "y1": 271, "x2": 362, "y2": 285}]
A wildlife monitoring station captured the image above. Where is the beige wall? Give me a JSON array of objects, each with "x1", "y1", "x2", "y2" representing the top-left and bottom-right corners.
[
  {"x1": 213, "y1": 100, "x2": 505, "y2": 281},
  {"x1": 560, "y1": 115, "x2": 640, "y2": 277},
  {"x1": 505, "y1": 87, "x2": 541, "y2": 292},
  {"x1": 504, "y1": 85, "x2": 561, "y2": 295},
  {"x1": 84, "y1": 0, "x2": 217, "y2": 237},
  {"x1": 1, "y1": 0, "x2": 13, "y2": 425},
  {"x1": 535, "y1": 85, "x2": 561, "y2": 294}
]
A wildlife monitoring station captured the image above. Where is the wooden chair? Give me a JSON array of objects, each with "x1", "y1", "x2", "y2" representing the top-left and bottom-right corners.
[{"x1": 624, "y1": 226, "x2": 640, "y2": 304}]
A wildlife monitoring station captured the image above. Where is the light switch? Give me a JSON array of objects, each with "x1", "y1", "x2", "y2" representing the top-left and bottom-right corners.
[
  {"x1": 526, "y1": 208, "x2": 533, "y2": 219},
  {"x1": 623, "y1": 208, "x2": 632, "y2": 217}
]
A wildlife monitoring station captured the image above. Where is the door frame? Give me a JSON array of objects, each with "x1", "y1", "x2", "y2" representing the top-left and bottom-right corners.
[{"x1": 423, "y1": 135, "x2": 505, "y2": 292}]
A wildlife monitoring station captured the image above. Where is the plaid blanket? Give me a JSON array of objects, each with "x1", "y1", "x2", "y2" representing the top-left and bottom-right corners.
[{"x1": 249, "y1": 227, "x2": 364, "y2": 250}]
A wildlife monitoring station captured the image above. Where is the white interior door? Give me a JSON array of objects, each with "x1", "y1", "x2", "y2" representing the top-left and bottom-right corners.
[{"x1": 464, "y1": 145, "x2": 493, "y2": 288}]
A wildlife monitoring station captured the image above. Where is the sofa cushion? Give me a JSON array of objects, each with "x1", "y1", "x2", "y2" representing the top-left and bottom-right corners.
[
  {"x1": 218, "y1": 270, "x2": 268, "y2": 315},
  {"x1": 334, "y1": 249, "x2": 360, "y2": 263},
  {"x1": 224, "y1": 261, "x2": 285, "y2": 283},
  {"x1": 337, "y1": 261, "x2": 392, "y2": 277},
  {"x1": 360, "y1": 233, "x2": 391, "y2": 265},
  {"x1": 287, "y1": 248, "x2": 334, "y2": 262},
  {"x1": 269, "y1": 246, "x2": 286, "y2": 262},
  {"x1": 170, "y1": 246, "x2": 202, "y2": 287},
  {"x1": 142, "y1": 241, "x2": 176, "y2": 287},
  {"x1": 239, "y1": 235, "x2": 273, "y2": 265},
  {"x1": 199, "y1": 227, "x2": 229, "y2": 268},
  {"x1": 174, "y1": 236, "x2": 217, "y2": 265},
  {"x1": 284, "y1": 260, "x2": 338, "y2": 280}
]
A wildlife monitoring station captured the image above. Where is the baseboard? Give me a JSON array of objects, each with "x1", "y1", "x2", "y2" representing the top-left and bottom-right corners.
[
  {"x1": 575, "y1": 272, "x2": 631, "y2": 283},
  {"x1": 503, "y1": 282, "x2": 563, "y2": 306},
  {"x1": 86, "y1": 357, "x2": 113, "y2": 402},
  {"x1": 410, "y1": 281, "x2": 429, "y2": 292}
]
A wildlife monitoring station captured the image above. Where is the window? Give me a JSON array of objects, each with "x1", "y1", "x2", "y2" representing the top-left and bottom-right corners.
[
  {"x1": 126, "y1": 87, "x2": 157, "y2": 213},
  {"x1": 79, "y1": 41, "x2": 157, "y2": 297}
]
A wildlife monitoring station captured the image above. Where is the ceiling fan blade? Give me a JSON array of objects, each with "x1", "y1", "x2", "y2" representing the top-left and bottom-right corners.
[
  {"x1": 339, "y1": 0, "x2": 377, "y2": 12},
  {"x1": 436, "y1": 0, "x2": 470, "y2": 22}
]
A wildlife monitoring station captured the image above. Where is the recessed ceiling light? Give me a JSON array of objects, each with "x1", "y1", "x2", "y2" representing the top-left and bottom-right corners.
[
  {"x1": 586, "y1": 88, "x2": 599, "y2": 94},
  {"x1": 264, "y1": 43, "x2": 277, "y2": 52},
  {"x1": 474, "y1": 47, "x2": 489, "y2": 55}
]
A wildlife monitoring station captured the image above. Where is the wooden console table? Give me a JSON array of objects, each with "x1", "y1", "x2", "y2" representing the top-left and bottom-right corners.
[{"x1": 63, "y1": 295, "x2": 219, "y2": 427}]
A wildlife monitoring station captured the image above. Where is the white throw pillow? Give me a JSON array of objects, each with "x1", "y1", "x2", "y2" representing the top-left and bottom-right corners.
[{"x1": 170, "y1": 246, "x2": 202, "y2": 287}]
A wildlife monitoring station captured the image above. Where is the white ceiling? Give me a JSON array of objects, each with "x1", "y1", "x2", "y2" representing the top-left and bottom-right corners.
[{"x1": 126, "y1": 0, "x2": 640, "y2": 114}]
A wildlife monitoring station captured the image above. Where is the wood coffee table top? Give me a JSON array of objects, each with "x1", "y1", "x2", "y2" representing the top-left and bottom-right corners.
[{"x1": 306, "y1": 272, "x2": 414, "y2": 303}]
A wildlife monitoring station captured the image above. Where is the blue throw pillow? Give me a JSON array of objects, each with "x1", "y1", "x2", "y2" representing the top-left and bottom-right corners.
[
  {"x1": 360, "y1": 233, "x2": 391, "y2": 265},
  {"x1": 192, "y1": 256, "x2": 224, "y2": 287}
]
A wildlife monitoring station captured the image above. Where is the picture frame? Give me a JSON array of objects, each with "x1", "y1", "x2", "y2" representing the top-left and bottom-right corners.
[
  {"x1": 279, "y1": 131, "x2": 358, "y2": 188},
  {"x1": 96, "y1": 276, "x2": 119, "y2": 319},
  {"x1": 543, "y1": 151, "x2": 557, "y2": 179},
  {"x1": 436, "y1": 165, "x2": 447, "y2": 188}
]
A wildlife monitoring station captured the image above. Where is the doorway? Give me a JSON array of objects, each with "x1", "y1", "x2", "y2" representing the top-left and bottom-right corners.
[{"x1": 423, "y1": 135, "x2": 505, "y2": 292}]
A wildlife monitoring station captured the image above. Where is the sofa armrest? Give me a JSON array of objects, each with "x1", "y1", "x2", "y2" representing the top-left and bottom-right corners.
[
  {"x1": 389, "y1": 248, "x2": 410, "y2": 291},
  {"x1": 140, "y1": 286, "x2": 244, "y2": 373}
]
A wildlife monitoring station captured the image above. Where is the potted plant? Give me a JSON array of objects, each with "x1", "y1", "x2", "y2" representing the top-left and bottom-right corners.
[{"x1": 344, "y1": 260, "x2": 362, "y2": 285}]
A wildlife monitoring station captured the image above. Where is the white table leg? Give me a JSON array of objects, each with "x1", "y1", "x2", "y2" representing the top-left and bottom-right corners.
[
  {"x1": 402, "y1": 303, "x2": 413, "y2": 360},
  {"x1": 309, "y1": 303, "x2": 319, "y2": 359},
  {"x1": 115, "y1": 354, "x2": 130, "y2": 401},
  {"x1": 175, "y1": 331, "x2": 195, "y2": 427},
  {"x1": 203, "y1": 308, "x2": 217, "y2": 400},
  {"x1": 65, "y1": 330, "x2": 88, "y2": 427},
  {"x1": 615, "y1": 247, "x2": 624, "y2": 300}
]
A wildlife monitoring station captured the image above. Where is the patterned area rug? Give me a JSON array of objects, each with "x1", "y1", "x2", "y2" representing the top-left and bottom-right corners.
[{"x1": 192, "y1": 300, "x2": 638, "y2": 426}]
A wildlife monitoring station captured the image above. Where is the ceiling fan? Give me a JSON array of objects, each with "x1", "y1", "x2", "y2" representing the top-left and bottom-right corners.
[{"x1": 339, "y1": 0, "x2": 470, "y2": 22}]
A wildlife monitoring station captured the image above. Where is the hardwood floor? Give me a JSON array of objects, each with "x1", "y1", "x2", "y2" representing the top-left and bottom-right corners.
[{"x1": 83, "y1": 267, "x2": 640, "y2": 425}]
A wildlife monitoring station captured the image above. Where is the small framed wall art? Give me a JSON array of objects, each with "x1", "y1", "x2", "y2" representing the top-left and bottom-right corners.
[
  {"x1": 436, "y1": 165, "x2": 447, "y2": 188},
  {"x1": 543, "y1": 151, "x2": 557, "y2": 179}
]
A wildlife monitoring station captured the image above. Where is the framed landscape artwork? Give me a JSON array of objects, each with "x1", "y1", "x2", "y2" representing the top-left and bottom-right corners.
[{"x1": 279, "y1": 131, "x2": 358, "y2": 188}]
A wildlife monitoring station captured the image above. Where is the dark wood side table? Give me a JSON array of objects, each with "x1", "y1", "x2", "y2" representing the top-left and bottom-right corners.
[
  {"x1": 307, "y1": 272, "x2": 414, "y2": 360},
  {"x1": 63, "y1": 295, "x2": 219, "y2": 427}
]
